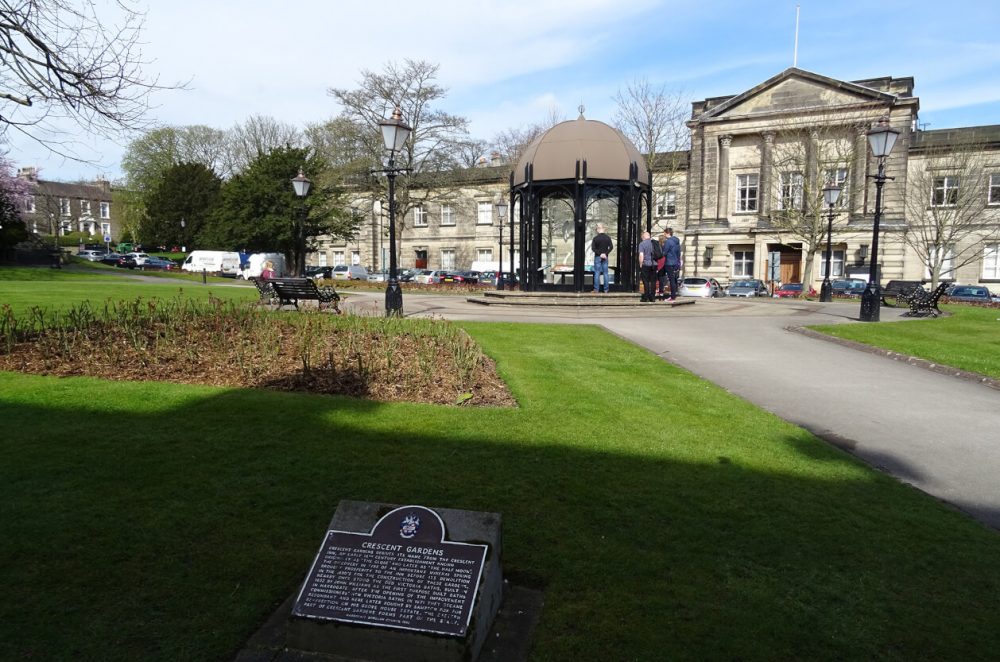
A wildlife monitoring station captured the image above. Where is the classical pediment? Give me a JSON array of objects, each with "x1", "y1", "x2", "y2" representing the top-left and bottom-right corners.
[{"x1": 698, "y1": 68, "x2": 897, "y2": 121}]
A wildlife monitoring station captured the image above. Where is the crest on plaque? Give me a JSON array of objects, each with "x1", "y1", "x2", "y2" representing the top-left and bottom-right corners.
[{"x1": 399, "y1": 514, "x2": 421, "y2": 539}]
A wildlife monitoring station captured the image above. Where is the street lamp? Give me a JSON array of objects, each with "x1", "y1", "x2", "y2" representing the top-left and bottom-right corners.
[
  {"x1": 377, "y1": 106, "x2": 412, "y2": 316},
  {"x1": 291, "y1": 169, "x2": 312, "y2": 277},
  {"x1": 495, "y1": 196, "x2": 508, "y2": 290},
  {"x1": 819, "y1": 182, "x2": 842, "y2": 302},
  {"x1": 859, "y1": 115, "x2": 899, "y2": 321}
]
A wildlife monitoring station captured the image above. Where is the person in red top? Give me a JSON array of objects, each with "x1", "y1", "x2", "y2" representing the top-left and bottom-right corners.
[{"x1": 261, "y1": 260, "x2": 275, "y2": 280}]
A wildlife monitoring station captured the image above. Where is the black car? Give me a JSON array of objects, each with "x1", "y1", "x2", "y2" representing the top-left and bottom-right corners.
[
  {"x1": 116, "y1": 255, "x2": 138, "y2": 269},
  {"x1": 98, "y1": 252, "x2": 123, "y2": 265},
  {"x1": 458, "y1": 270, "x2": 480, "y2": 284},
  {"x1": 831, "y1": 278, "x2": 867, "y2": 297},
  {"x1": 304, "y1": 266, "x2": 333, "y2": 279}
]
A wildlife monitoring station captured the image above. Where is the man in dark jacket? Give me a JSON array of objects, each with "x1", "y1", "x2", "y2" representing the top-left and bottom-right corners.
[
  {"x1": 591, "y1": 223, "x2": 613, "y2": 293},
  {"x1": 663, "y1": 227, "x2": 681, "y2": 301},
  {"x1": 637, "y1": 231, "x2": 657, "y2": 302}
]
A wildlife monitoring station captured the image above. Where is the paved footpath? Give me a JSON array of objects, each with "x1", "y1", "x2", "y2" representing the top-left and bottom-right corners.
[{"x1": 348, "y1": 292, "x2": 1000, "y2": 530}]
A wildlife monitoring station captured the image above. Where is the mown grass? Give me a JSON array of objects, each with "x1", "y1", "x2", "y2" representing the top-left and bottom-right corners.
[
  {"x1": 3, "y1": 315, "x2": 1000, "y2": 660},
  {"x1": 0, "y1": 266, "x2": 255, "y2": 314},
  {"x1": 810, "y1": 305, "x2": 1000, "y2": 379}
]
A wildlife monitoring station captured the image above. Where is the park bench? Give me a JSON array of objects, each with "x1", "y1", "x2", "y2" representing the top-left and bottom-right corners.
[
  {"x1": 248, "y1": 277, "x2": 277, "y2": 305},
  {"x1": 901, "y1": 282, "x2": 949, "y2": 317},
  {"x1": 267, "y1": 277, "x2": 341, "y2": 312},
  {"x1": 881, "y1": 280, "x2": 925, "y2": 307}
]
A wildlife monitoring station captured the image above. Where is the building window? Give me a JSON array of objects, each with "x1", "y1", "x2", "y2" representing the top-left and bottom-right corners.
[
  {"x1": 100, "y1": 201, "x2": 110, "y2": 219},
  {"x1": 736, "y1": 174, "x2": 759, "y2": 212},
  {"x1": 441, "y1": 204, "x2": 455, "y2": 226},
  {"x1": 319, "y1": 253, "x2": 328, "y2": 267},
  {"x1": 351, "y1": 251, "x2": 361, "y2": 265},
  {"x1": 657, "y1": 190, "x2": 676, "y2": 217},
  {"x1": 476, "y1": 201, "x2": 492, "y2": 225},
  {"x1": 824, "y1": 167, "x2": 849, "y2": 207},
  {"x1": 925, "y1": 245, "x2": 955, "y2": 279},
  {"x1": 60, "y1": 198, "x2": 71, "y2": 215},
  {"x1": 23, "y1": 196, "x2": 35, "y2": 213},
  {"x1": 732, "y1": 249, "x2": 754, "y2": 277},
  {"x1": 333, "y1": 251, "x2": 345, "y2": 266},
  {"x1": 100, "y1": 222, "x2": 111, "y2": 235},
  {"x1": 778, "y1": 172, "x2": 804, "y2": 210},
  {"x1": 413, "y1": 206, "x2": 427, "y2": 226},
  {"x1": 80, "y1": 200, "x2": 91, "y2": 216},
  {"x1": 441, "y1": 249, "x2": 456, "y2": 269},
  {"x1": 818, "y1": 249, "x2": 845, "y2": 278},
  {"x1": 983, "y1": 244, "x2": 1000, "y2": 279},
  {"x1": 477, "y1": 248, "x2": 493, "y2": 262},
  {"x1": 931, "y1": 176, "x2": 960, "y2": 206},
  {"x1": 989, "y1": 174, "x2": 1000, "y2": 206}
]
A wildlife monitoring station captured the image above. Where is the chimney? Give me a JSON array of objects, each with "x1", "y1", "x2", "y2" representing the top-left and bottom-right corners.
[
  {"x1": 17, "y1": 166, "x2": 38, "y2": 182},
  {"x1": 490, "y1": 151, "x2": 502, "y2": 166},
  {"x1": 94, "y1": 176, "x2": 111, "y2": 193}
]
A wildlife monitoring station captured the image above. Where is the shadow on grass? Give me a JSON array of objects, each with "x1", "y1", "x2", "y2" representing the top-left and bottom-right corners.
[{"x1": 3, "y1": 377, "x2": 1000, "y2": 662}]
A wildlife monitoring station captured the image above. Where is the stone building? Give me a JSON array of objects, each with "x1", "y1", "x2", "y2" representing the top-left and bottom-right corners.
[
  {"x1": 16, "y1": 167, "x2": 117, "y2": 240},
  {"x1": 318, "y1": 68, "x2": 1000, "y2": 289}
]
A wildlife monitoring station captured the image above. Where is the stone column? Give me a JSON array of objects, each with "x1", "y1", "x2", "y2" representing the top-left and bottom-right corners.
[
  {"x1": 852, "y1": 127, "x2": 868, "y2": 218},
  {"x1": 760, "y1": 132, "x2": 775, "y2": 217},
  {"x1": 717, "y1": 135, "x2": 732, "y2": 221},
  {"x1": 806, "y1": 130, "x2": 819, "y2": 205}
]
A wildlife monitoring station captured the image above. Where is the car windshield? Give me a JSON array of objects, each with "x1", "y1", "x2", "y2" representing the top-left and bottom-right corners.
[
  {"x1": 733, "y1": 281, "x2": 753, "y2": 288},
  {"x1": 953, "y1": 287, "x2": 985, "y2": 296},
  {"x1": 683, "y1": 278, "x2": 707, "y2": 285},
  {"x1": 783, "y1": 284, "x2": 803, "y2": 290}
]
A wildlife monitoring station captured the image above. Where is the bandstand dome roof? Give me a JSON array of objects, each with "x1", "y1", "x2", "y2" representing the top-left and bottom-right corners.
[{"x1": 513, "y1": 116, "x2": 648, "y2": 186}]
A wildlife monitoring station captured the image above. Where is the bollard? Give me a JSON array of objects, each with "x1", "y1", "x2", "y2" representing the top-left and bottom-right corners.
[{"x1": 202, "y1": 268, "x2": 207, "y2": 284}]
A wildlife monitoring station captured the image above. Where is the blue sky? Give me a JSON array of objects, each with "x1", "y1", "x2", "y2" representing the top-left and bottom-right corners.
[{"x1": 8, "y1": 0, "x2": 999, "y2": 182}]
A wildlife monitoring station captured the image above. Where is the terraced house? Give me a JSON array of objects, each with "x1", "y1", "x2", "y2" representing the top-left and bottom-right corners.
[
  {"x1": 320, "y1": 67, "x2": 1000, "y2": 290},
  {"x1": 16, "y1": 167, "x2": 116, "y2": 240}
]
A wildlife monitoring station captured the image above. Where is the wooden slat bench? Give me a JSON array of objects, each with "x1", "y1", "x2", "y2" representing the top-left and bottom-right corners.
[
  {"x1": 248, "y1": 277, "x2": 277, "y2": 305},
  {"x1": 267, "y1": 277, "x2": 341, "y2": 312}
]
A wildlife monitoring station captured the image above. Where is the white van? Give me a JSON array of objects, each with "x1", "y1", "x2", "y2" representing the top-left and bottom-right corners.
[
  {"x1": 238, "y1": 253, "x2": 286, "y2": 279},
  {"x1": 181, "y1": 250, "x2": 241, "y2": 276}
]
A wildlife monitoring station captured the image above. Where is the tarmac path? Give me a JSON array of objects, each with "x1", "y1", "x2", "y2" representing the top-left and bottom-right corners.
[{"x1": 347, "y1": 292, "x2": 1000, "y2": 531}]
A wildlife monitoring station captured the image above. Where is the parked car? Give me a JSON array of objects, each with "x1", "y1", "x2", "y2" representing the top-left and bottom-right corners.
[
  {"x1": 331, "y1": 265, "x2": 369, "y2": 280},
  {"x1": 418, "y1": 270, "x2": 448, "y2": 284},
  {"x1": 945, "y1": 285, "x2": 992, "y2": 303},
  {"x1": 458, "y1": 270, "x2": 480, "y2": 284},
  {"x1": 367, "y1": 271, "x2": 388, "y2": 282},
  {"x1": 774, "y1": 282, "x2": 804, "y2": 298},
  {"x1": 679, "y1": 277, "x2": 722, "y2": 298},
  {"x1": 304, "y1": 266, "x2": 333, "y2": 279},
  {"x1": 98, "y1": 252, "x2": 123, "y2": 265},
  {"x1": 398, "y1": 269, "x2": 419, "y2": 282},
  {"x1": 831, "y1": 278, "x2": 867, "y2": 297},
  {"x1": 139, "y1": 256, "x2": 176, "y2": 271},
  {"x1": 726, "y1": 279, "x2": 768, "y2": 297},
  {"x1": 76, "y1": 249, "x2": 107, "y2": 262},
  {"x1": 437, "y1": 272, "x2": 469, "y2": 284}
]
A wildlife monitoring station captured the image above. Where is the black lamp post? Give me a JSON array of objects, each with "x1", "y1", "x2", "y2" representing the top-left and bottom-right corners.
[
  {"x1": 859, "y1": 115, "x2": 899, "y2": 322},
  {"x1": 495, "y1": 196, "x2": 508, "y2": 290},
  {"x1": 819, "y1": 182, "x2": 842, "y2": 302},
  {"x1": 291, "y1": 169, "x2": 312, "y2": 277},
  {"x1": 377, "y1": 106, "x2": 412, "y2": 316}
]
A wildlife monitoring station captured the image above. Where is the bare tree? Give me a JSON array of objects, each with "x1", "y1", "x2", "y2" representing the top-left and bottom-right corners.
[
  {"x1": 328, "y1": 59, "x2": 474, "y2": 259},
  {"x1": 762, "y1": 119, "x2": 870, "y2": 285},
  {"x1": 613, "y1": 77, "x2": 689, "y2": 176},
  {"x1": 225, "y1": 114, "x2": 302, "y2": 175},
  {"x1": 0, "y1": 0, "x2": 174, "y2": 158},
  {"x1": 491, "y1": 107, "x2": 564, "y2": 168},
  {"x1": 902, "y1": 132, "x2": 1000, "y2": 288}
]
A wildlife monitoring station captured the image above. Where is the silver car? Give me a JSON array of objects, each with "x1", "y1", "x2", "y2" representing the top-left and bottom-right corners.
[
  {"x1": 727, "y1": 279, "x2": 768, "y2": 297},
  {"x1": 679, "y1": 277, "x2": 722, "y2": 298}
]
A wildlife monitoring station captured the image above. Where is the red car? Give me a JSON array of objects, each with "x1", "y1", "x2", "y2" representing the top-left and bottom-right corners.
[{"x1": 774, "y1": 282, "x2": 804, "y2": 298}]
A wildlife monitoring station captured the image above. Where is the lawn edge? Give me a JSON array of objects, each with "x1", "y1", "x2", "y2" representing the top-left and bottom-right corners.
[{"x1": 790, "y1": 325, "x2": 1000, "y2": 392}]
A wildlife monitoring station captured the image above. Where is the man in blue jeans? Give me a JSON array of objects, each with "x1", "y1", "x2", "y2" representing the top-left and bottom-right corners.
[
  {"x1": 591, "y1": 223, "x2": 613, "y2": 293},
  {"x1": 637, "y1": 231, "x2": 657, "y2": 302},
  {"x1": 663, "y1": 227, "x2": 681, "y2": 301}
]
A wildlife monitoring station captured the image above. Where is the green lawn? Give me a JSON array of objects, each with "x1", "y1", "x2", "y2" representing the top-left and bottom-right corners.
[
  {"x1": 0, "y1": 266, "x2": 255, "y2": 314},
  {"x1": 2, "y1": 310, "x2": 1000, "y2": 660},
  {"x1": 810, "y1": 305, "x2": 1000, "y2": 379}
]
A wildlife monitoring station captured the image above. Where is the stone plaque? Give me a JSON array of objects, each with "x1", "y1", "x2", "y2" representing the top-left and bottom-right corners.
[{"x1": 292, "y1": 505, "x2": 487, "y2": 637}]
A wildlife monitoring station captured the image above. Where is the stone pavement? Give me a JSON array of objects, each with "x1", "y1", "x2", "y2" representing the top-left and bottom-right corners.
[{"x1": 347, "y1": 292, "x2": 1000, "y2": 531}]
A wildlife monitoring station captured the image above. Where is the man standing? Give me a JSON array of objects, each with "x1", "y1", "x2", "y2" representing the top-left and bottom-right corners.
[
  {"x1": 637, "y1": 231, "x2": 657, "y2": 302},
  {"x1": 591, "y1": 223, "x2": 613, "y2": 293},
  {"x1": 663, "y1": 227, "x2": 681, "y2": 302}
]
